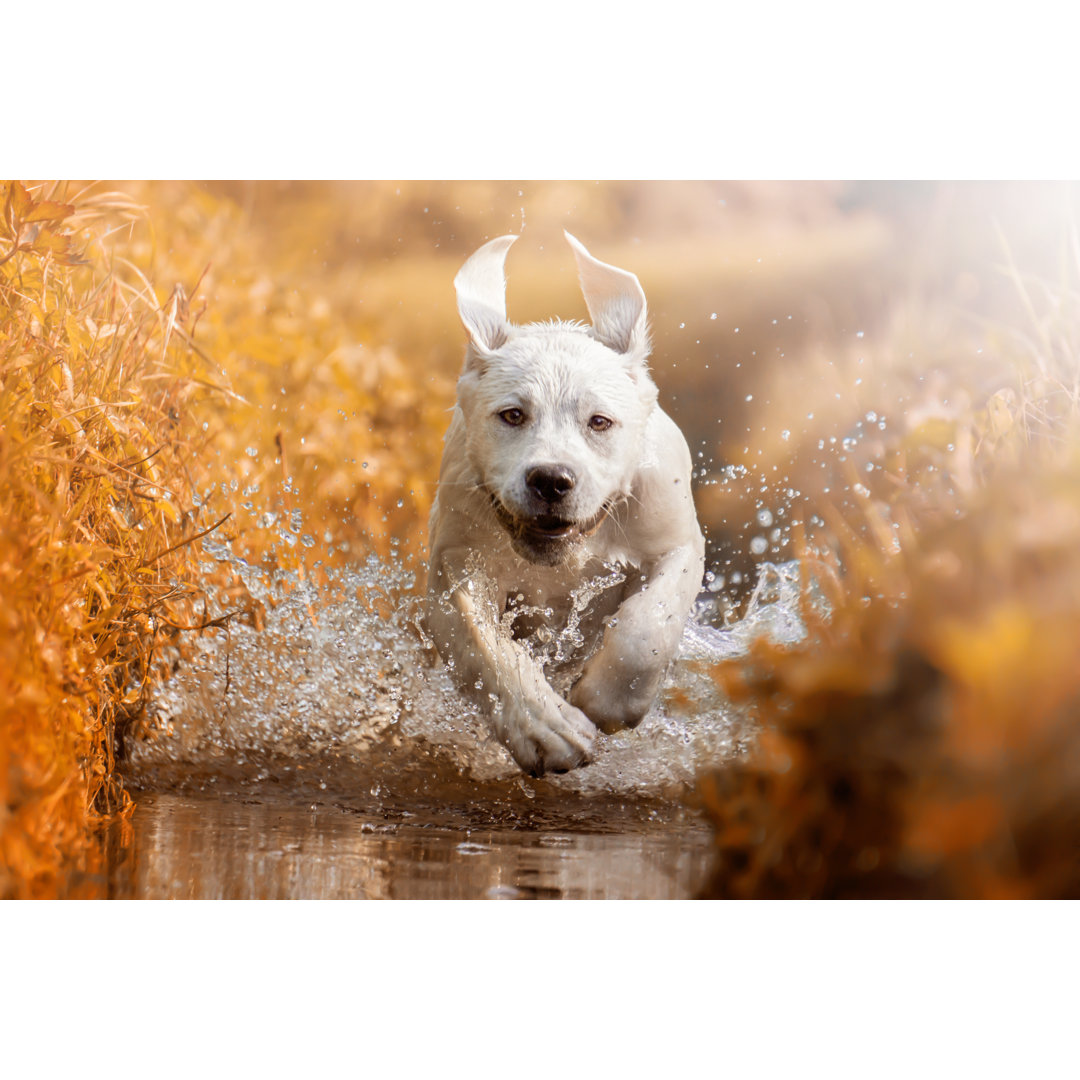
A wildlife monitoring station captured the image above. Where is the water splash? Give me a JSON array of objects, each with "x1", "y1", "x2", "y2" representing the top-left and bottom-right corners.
[
  {"x1": 126, "y1": 539, "x2": 809, "y2": 825},
  {"x1": 682, "y1": 559, "x2": 808, "y2": 661}
]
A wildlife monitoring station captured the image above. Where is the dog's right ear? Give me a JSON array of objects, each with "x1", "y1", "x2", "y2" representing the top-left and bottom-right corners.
[{"x1": 454, "y1": 234, "x2": 517, "y2": 362}]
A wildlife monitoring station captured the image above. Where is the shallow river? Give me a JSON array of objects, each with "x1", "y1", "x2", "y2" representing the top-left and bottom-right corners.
[
  {"x1": 103, "y1": 552, "x2": 805, "y2": 900},
  {"x1": 100, "y1": 790, "x2": 714, "y2": 900}
]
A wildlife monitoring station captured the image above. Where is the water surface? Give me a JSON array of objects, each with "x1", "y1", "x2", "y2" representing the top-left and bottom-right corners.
[
  {"x1": 108, "y1": 554, "x2": 805, "y2": 899},
  {"x1": 102, "y1": 790, "x2": 714, "y2": 900}
]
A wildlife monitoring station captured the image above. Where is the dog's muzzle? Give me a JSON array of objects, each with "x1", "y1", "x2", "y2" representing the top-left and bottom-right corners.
[{"x1": 487, "y1": 491, "x2": 609, "y2": 565}]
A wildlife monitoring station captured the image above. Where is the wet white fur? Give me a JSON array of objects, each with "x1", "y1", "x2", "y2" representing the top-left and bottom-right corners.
[{"x1": 426, "y1": 232, "x2": 705, "y2": 774}]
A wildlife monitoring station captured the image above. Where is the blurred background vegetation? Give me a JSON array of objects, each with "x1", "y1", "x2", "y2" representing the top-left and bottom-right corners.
[{"x1": 3, "y1": 179, "x2": 1079, "y2": 897}]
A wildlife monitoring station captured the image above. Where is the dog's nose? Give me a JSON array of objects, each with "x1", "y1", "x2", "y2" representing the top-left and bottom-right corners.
[{"x1": 526, "y1": 465, "x2": 576, "y2": 503}]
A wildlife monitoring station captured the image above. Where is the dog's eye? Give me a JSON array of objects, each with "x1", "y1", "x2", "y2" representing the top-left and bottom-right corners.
[
  {"x1": 588, "y1": 415, "x2": 614, "y2": 432},
  {"x1": 499, "y1": 408, "x2": 525, "y2": 426}
]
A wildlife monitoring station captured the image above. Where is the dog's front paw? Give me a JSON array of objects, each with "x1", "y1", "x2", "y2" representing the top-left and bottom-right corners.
[
  {"x1": 497, "y1": 695, "x2": 597, "y2": 777},
  {"x1": 569, "y1": 663, "x2": 660, "y2": 734}
]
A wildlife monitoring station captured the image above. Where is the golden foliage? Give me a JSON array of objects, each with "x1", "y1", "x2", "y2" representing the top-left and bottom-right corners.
[
  {"x1": 0, "y1": 182, "x2": 218, "y2": 896},
  {"x1": 700, "y1": 301, "x2": 1080, "y2": 897},
  {"x1": 1, "y1": 180, "x2": 457, "y2": 896},
  {"x1": 113, "y1": 182, "x2": 455, "y2": 568}
]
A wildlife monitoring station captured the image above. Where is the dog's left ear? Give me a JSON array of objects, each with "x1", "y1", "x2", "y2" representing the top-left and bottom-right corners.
[{"x1": 565, "y1": 231, "x2": 650, "y2": 364}]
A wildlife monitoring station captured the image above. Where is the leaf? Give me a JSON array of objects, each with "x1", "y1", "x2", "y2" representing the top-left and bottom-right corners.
[
  {"x1": 25, "y1": 200, "x2": 75, "y2": 224},
  {"x1": 8, "y1": 180, "x2": 32, "y2": 221},
  {"x1": 158, "y1": 498, "x2": 180, "y2": 524},
  {"x1": 31, "y1": 227, "x2": 72, "y2": 257}
]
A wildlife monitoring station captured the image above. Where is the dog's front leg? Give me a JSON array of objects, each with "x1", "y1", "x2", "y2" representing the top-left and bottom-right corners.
[
  {"x1": 569, "y1": 539, "x2": 704, "y2": 733},
  {"x1": 427, "y1": 555, "x2": 598, "y2": 775}
]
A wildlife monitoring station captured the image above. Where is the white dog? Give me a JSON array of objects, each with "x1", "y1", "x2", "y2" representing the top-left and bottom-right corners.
[{"x1": 425, "y1": 232, "x2": 704, "y2": 775}]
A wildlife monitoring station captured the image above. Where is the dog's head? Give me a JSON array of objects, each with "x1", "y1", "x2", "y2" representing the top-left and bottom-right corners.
[{"x1": 453, "y1": 232, "x2": 659, "y2": 566}]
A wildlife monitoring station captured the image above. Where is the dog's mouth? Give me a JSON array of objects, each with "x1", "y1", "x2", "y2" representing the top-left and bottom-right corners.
[{"x1": 487, "y1": 492, "x2": 609, "y2": 556}]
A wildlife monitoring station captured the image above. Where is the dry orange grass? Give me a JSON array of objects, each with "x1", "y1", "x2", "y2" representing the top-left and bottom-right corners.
[
  {"x1": 699, "y1": 244, "x2": 1080, "y2": 898},
  {"x1": 1, "y1": 181, "x2": 446, "y2": 896},
  {"x1": 115, "y1": 182, "x2": 454, "y2": 570},
  {"x1": 0, "y1": 181, "x2": 218, "y2": 896}
]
